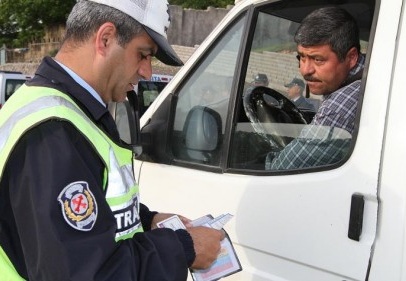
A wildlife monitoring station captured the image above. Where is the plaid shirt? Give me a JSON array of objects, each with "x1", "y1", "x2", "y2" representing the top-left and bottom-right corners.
[{"x1": 266, "y1": 55, "x2": 365, "y2": 170}]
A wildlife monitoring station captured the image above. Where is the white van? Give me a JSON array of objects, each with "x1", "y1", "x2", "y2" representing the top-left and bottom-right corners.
[
  {"x1": 112, "y1": 0, "x2": 406, "y2": 280},
  {"x1": 0, "y1": 71, "x2": 32, "y2": 109}
]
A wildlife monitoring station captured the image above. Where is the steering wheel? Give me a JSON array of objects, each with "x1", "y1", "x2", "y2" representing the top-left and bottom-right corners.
[{"x1": 243, "y1": 86, "x2": 307, "y2": 149}]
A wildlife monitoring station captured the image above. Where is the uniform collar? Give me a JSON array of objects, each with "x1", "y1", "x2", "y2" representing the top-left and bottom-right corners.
[
  {"x1": 27, "y1": 57, "x2": 121, "y2": 141},
  {"x1": 29, "y1": 57, "x2": 109, "y2": 123},
  {"x1": 54, "y1": 59, "x2": 106, "y2": 108}
]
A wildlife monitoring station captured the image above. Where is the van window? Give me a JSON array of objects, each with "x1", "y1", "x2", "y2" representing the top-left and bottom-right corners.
[
  {"x1": 168, "y1": 1, "x2": 372, "y2": 173},
  {"x1": 5, "y1": 79, "x2": 26, "y2": 101},
  {"x1": 137, "y1": 80, "x2": 169, "y2": 116},
  {"x1": 170, "y1": 14, "x2": 246, "y2": 165},
  {"x1": 229, "y1": 5, "x2": 369, "y2": 171}
]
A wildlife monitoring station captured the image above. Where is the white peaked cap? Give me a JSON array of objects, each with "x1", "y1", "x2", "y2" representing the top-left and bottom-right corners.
[{"x1": 88, "y1": 0, "x2": 183, "y2": 66}]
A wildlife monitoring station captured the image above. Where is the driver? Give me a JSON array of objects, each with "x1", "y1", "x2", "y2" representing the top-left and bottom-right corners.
[{"x1": 266, "y1": 6, "x2": 365, "y2": 170}]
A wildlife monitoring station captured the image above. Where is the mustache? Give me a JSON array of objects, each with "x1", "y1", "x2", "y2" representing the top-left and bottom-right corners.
[{"x1": 303, "y1": 75, "x2": 322, "y2": 83}]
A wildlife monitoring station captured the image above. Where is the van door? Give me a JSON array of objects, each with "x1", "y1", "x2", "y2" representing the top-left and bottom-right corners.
[
  {"x1": 367, "y1": 1, "x2": 406, "y2": 279},
  {"x1": 135, "y1": 0, "x2": 393, "y2": 280}
]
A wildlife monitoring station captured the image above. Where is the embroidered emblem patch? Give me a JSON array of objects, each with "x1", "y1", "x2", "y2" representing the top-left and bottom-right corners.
[{"x1": 57, "y1": 181, "x2": 98, "y2": 231}]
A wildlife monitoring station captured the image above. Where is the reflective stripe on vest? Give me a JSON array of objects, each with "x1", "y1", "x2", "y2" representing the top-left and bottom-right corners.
[{"x1": 0, "y1": 85, "x2": 143, "y2": 280}]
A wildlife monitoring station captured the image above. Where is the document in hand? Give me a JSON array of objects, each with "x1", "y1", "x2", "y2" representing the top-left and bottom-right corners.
[{"x1": 157, "y1": 214, "x2": 242, "y2": 281}]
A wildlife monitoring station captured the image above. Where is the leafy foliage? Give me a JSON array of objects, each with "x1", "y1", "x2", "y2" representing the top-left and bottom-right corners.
[{"x1": 0, "y1": 0, "x2": 76, "y2": 47}]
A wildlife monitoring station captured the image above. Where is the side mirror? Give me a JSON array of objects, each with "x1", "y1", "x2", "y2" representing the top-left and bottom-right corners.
[{"x1": 182, "y1": 106, "x2": 222, "y2": 162}]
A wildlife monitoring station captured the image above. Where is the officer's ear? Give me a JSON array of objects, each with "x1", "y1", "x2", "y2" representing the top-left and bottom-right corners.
[{"x1": 95, "y1": 22, "x2": 117, "y2": 56}]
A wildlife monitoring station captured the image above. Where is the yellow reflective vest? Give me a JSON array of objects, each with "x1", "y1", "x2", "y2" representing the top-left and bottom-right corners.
[{"x1": 0, "y1": 85, "x2": 143, "y2": 280}]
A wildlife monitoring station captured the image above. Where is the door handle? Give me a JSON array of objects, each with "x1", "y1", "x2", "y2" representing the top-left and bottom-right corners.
[{"x1": 348, "y1": 194, "x2": 365, "y2": 241}]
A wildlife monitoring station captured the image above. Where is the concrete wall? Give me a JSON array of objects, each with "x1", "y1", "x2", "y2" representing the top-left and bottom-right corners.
[
  {"x1": 168, "y1": 5, "x2": 232, "y2": 47},
  {"x1": 0, "y1": 45, "x2": 198, "y2": 76},
  {"x1": 3, "y1": 25, "x2": 64, "y2": 64},
  {"x1": 1, "y1": 5, "x2": 231, "y2": 64}
]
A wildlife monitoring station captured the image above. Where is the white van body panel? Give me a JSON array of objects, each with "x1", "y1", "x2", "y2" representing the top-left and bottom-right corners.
[
  {"x1": 132, "y1": 0, "x2": 406, "y2": 280},
  {"x1": 368, "y1": 2, "x2": 406, "y2": 280}
]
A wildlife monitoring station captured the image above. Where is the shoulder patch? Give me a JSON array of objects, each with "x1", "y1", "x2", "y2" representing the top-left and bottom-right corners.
[{"x1": 57, "y1": 181, "x2": 98, "y2": 231}]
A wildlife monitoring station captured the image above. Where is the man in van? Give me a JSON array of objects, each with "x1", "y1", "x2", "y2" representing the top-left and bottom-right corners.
[{"x1": 266, "y1": 6, "x2": 365, "y2": 170}]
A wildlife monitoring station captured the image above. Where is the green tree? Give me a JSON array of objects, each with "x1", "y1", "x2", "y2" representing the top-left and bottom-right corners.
[
  {"x1": 168, "y1": 0, "x2": 234, "y2": 9},
  {"x1": 0, "y1": 0, "x2": 76, "y2": 47}
]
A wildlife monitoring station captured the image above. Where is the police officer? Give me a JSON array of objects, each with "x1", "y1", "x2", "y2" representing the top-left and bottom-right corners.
[
  {"x1": 285, "y1": 77, "x2": 315, "y2": 112},
  {"x1": 0, "y1": 0, "x2": 224, "y2": 280}
]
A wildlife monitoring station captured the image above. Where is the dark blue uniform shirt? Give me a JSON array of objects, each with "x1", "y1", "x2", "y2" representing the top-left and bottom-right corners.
[{"x1": 0, "y1": 57, "x2": 194, "y2": 281}]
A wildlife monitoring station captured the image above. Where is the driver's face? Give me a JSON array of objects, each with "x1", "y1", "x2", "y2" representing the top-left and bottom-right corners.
[{"x1": 297, "y1": 44, "x2": 358, "y2": 96}]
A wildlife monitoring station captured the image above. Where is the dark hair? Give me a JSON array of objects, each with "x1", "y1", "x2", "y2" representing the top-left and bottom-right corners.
[
  {"x1": 294, "y1": 6, "x2": 360, "y2": 61},
  {"x1": 63, "y1": 0, "x2": 143, "y2": 47}
]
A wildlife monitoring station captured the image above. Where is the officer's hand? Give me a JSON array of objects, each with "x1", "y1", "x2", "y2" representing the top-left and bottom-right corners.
[{"x1": 187, "y1": 226, "x2": 225, "y2": 269}]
